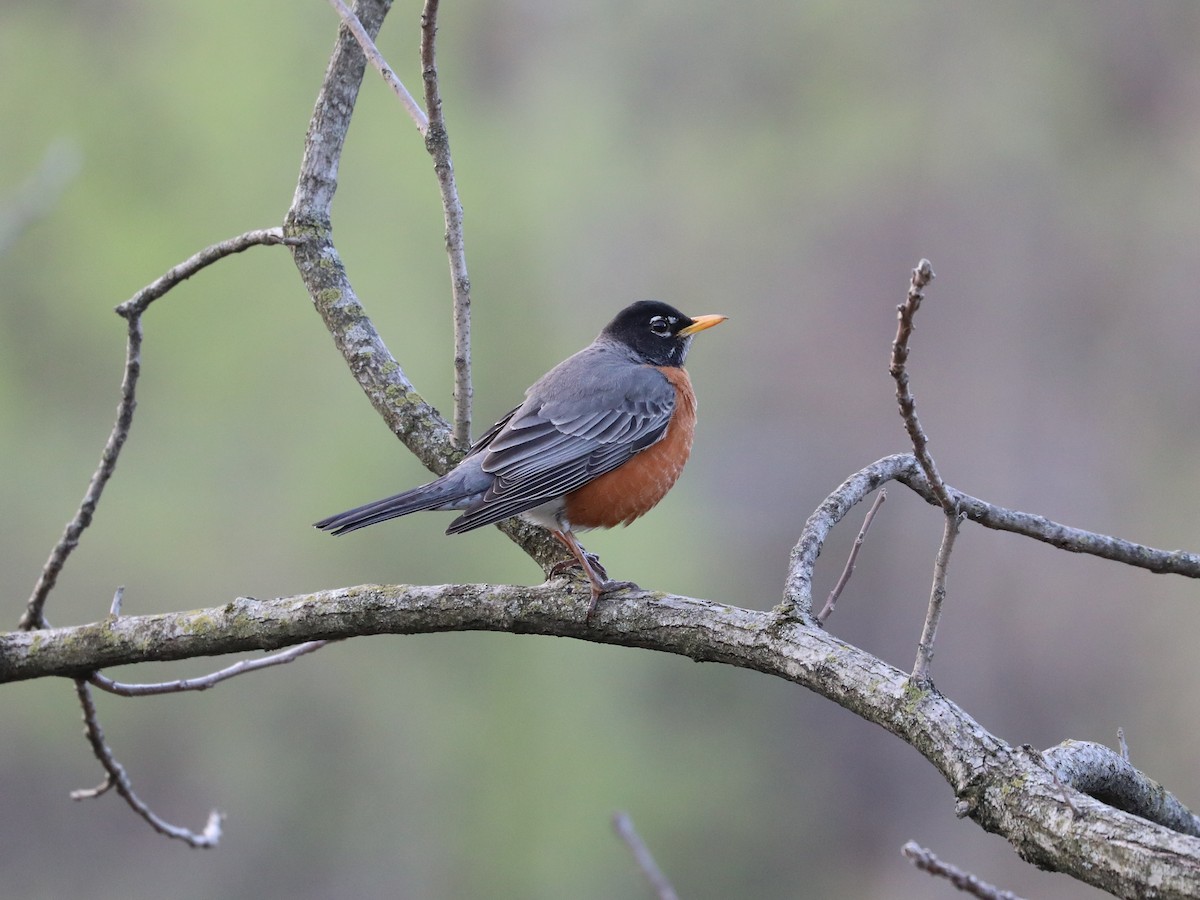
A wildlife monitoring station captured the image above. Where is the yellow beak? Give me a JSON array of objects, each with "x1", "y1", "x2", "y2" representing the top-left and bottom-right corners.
[{"x1": 677, "y1": 314, "x2": 728, "y2": 336}]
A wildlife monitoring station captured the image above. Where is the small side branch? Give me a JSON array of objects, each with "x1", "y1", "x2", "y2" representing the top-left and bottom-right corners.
[
  {"x1": 612, "y1": 812, "x2": 679, "y2": 900},
  {"x1": 326, "y1": 0, "x2": 429, "y2": 133},
  {"x1": 72, "y1": 679, "x2": 223, "y2": 848},
  {"x1": 912, "y1": 509, "x2": 963, "y2": 684},
  {"x1": 889, "y1": 259, "x2": 963, "y2": 685},
  {"x1": 890, "y1": 259, "x2": 954, "y2": 511},
  {"x1": 781, "y1": 456, "x2": 910, "y2": 621},
  {"x1": 902, "y1": 842, "x2": 1026, "y2": 900},
  {"x1": 421, "y1": 0, "x2": 473, "y2": 448},
  {"x1": 19, "y1": 228, "x2": 292, "y2": 631},
  {"x1": 89, "y1": 641, "x2": 330, "y2": 697},
  {"x1": 817, "y1": 488, "x2": 887, "y2": 625}
]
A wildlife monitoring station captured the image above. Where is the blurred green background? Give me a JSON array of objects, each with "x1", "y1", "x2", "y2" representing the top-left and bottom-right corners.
[{"x1": 3, "y1": 2, "x2": 1200, "y2": 898}]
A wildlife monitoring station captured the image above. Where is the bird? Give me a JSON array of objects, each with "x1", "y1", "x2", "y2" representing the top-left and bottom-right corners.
[{"x1": 315, "y1": 300, "x2": 726, "y2": 617}]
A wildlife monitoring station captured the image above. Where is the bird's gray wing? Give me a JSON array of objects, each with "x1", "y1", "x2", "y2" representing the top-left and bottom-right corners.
[{"x1": 445, "y1": 348, "x2": 675, "y2": 533}]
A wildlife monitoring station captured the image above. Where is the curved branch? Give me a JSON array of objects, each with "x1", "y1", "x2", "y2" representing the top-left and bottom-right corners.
[
  {"x1": 1044, "y1": 740, "x2": 1200, "y2": 838},
  {"x1": 782, "y1": 454, "x2": 1200, "y2": 629},
  {"x1": 3, "y1": 584, "x2": 1197, "y2": 896},
  {"x1": 19, "y1": 227, "x2": 293, "y2": 631},
  {"x1": 284, "y1": 0, "x2": 562, "y2": 569},
  {"x1": 72, "y1": 679, "x2": 223, "y2": 848},
  {"x1": 899, "y1": 465, "x2": 1200, "y2": 579}
]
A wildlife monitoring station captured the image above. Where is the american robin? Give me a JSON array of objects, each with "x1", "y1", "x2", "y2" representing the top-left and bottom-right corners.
[{"x1": 315, "y1": 300, "x2": 726, "y2": 616}]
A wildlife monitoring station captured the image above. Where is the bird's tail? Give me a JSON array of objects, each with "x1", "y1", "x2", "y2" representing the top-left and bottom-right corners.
[{"x1": 314, "y1": 473, "x2": 479, "y2": 536}]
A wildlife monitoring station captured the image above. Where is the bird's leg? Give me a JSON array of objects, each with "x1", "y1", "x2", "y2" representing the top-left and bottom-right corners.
[{"x1": 550, "y1": 530, "x2": 636, "y2": 619}]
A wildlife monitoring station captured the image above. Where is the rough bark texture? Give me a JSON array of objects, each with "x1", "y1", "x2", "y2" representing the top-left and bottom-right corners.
[
  {"x1": 3, "y1": 583, "x2": 1198, "y2": 897},
  {"x1": 7, "y1": 1, "x2": 1199, "y2": 896}
]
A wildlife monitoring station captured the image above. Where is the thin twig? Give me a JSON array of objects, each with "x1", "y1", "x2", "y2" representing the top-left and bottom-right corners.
[
  {"x1": 817, "y1": 489, "x2": 887, "y2": 625},
  {"x1": 285, "y1": 0, "x2": 602, "y2": 574},
  {"x1": 889, "y1": 259, "x2": 963, "y2": 685},
  {"x1": 902, "y1": 842, "x2": 1026, "y2": 900},
  {"x1": 19, "y1": 228, "x2": 293, "y2": 631},
  {"x1": 421, "y1": 0, "x2": 473, "y2": 448},
  {"x1": 896, "y1": 459, "x2": 1200, "y2": 578},
  {"x1": 325, "y1": 0, "x2": 429, "y2": 133},
  {"x1": 912, "y1": 509, "x2": 963, "y2": 685},
  {"x1": 1117, "y1": 727, "x2": 1130, "y2": 763},
  {"x1": 781, "y1": 456, "x2": 907, "y2": 621},
  {"x1": 612, "y1": 812, "x2": 679, "y2": 900},
  {"x1": 116, "y1": 227, "x2": 295, "y2": 320},
  {"x1": 89, "y1": 641, "x2": 331, "y2": 697},
  {"x1": 890, "y1": 259, "x2": 955, "y2": 512},
  {"x1": 72, "y1": 679, "x2": 223, "y2": 848}
]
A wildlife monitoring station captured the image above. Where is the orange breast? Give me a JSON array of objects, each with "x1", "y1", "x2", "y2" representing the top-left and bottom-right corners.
[{"x1": 563, "y1": 366, "x2": 697, "y2": 530}]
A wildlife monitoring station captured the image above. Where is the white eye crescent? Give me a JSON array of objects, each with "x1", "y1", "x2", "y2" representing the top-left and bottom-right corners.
[{"x1": 649, "y1": 315, "x2": 674, "y2": 336}]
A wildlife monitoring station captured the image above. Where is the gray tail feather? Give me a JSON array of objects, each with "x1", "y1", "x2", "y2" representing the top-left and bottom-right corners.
[{"x1": 314, "y1": 479, "x2": 470, "y2": 536}]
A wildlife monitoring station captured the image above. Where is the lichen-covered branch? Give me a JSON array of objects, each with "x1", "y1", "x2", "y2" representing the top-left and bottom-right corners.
[
  {"x1": 284, "y1": 0, "x2": 561, "y2": 567},
  {"x1": 3, "y1": 584, "x2": 1197, "y2": 896}
]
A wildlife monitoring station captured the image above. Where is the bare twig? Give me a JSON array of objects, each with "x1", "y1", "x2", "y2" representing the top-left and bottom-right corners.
[
  {"x1": 89, "y1": 641, "x2": 330, "y2": 697},
  {"x1": 817, "y1": 488, "x2": 886, "y2": 625},
  {"x1": 912, "y1": 509, "x2": 963, "y2": 684},
  {"x1": 19, "y1": 228, "x2": 293, "y2": 631},
  {"x1": 72, "y1": 679, "x2": 223, "y2": 848},
  {"x1": 890, "y1": 259, "x2": 954, "y2": 512},
  {"x1": 902, "y1": 842, "x2": 1026, "y2": 900},
  {"x1": 420, "y1": 0, "x2": 473, "y2": 447},
  {"x1": 108, "y1": 586, "x2": 125, "y2": 617},
  {"x1": 613, "y1": 812, "x2": 679, "y2": 900},
  {"x1": 780, "y1": 450, "x2": 1200, "y2": 626},
  {"x1": 781, "y1": 456, "x2": 907, "y2": 621},
  {"x1": 1117, "y1": 727, "x2": 1130, "y2": 763},
  {"x1": 896, "y1": 459, "x2": 1200, "y2": 578},
  {"x1": 888, "y1": 259, "x2": 963, "y2": 685},
  {"x1": 325, "y1": 0, "x2": 429, "y2": 133}
]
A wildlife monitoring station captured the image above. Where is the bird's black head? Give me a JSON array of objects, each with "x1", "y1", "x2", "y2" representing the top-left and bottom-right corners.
[{"x1": 599, "y1": 300, "x2": 727, "y2": 367}]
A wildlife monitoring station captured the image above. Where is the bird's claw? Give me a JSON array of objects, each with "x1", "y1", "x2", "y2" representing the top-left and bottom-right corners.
[
  {"x1": 585, "y1": 579, "x2": 639, "y2": 621},
  {"x1": 549, "y1": 549, "x2": 609, "y2": 581}
]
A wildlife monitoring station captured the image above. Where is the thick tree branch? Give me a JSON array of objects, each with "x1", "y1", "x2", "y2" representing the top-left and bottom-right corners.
[
  {"x1": 284, "y1": 0, "x2": 561, "y2": 569},
  {"x1": 1044, "y1": 741, "x2": 1200, "y2": 838},
  {"x1": 3, "y1": 583, "x2": 1197, "y2": 896}
]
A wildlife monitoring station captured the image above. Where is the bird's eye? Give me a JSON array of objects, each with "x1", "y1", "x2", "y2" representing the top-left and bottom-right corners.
[{"x1": 649, "y1": 316, "x2": 674, "y2": 336}]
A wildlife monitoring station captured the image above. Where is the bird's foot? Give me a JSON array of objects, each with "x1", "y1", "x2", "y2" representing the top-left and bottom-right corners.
[
  {"x1": 585, "y1": 579, "x2": 639, "y2": 621},
  {"x1": 549, "y1": 549, "x2": 610, "y2": 581}
]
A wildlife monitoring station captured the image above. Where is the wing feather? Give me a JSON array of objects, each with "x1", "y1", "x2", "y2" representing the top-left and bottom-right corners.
[{"x1": 445, "y1": 347, "x2": 675, "y2": 533}]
